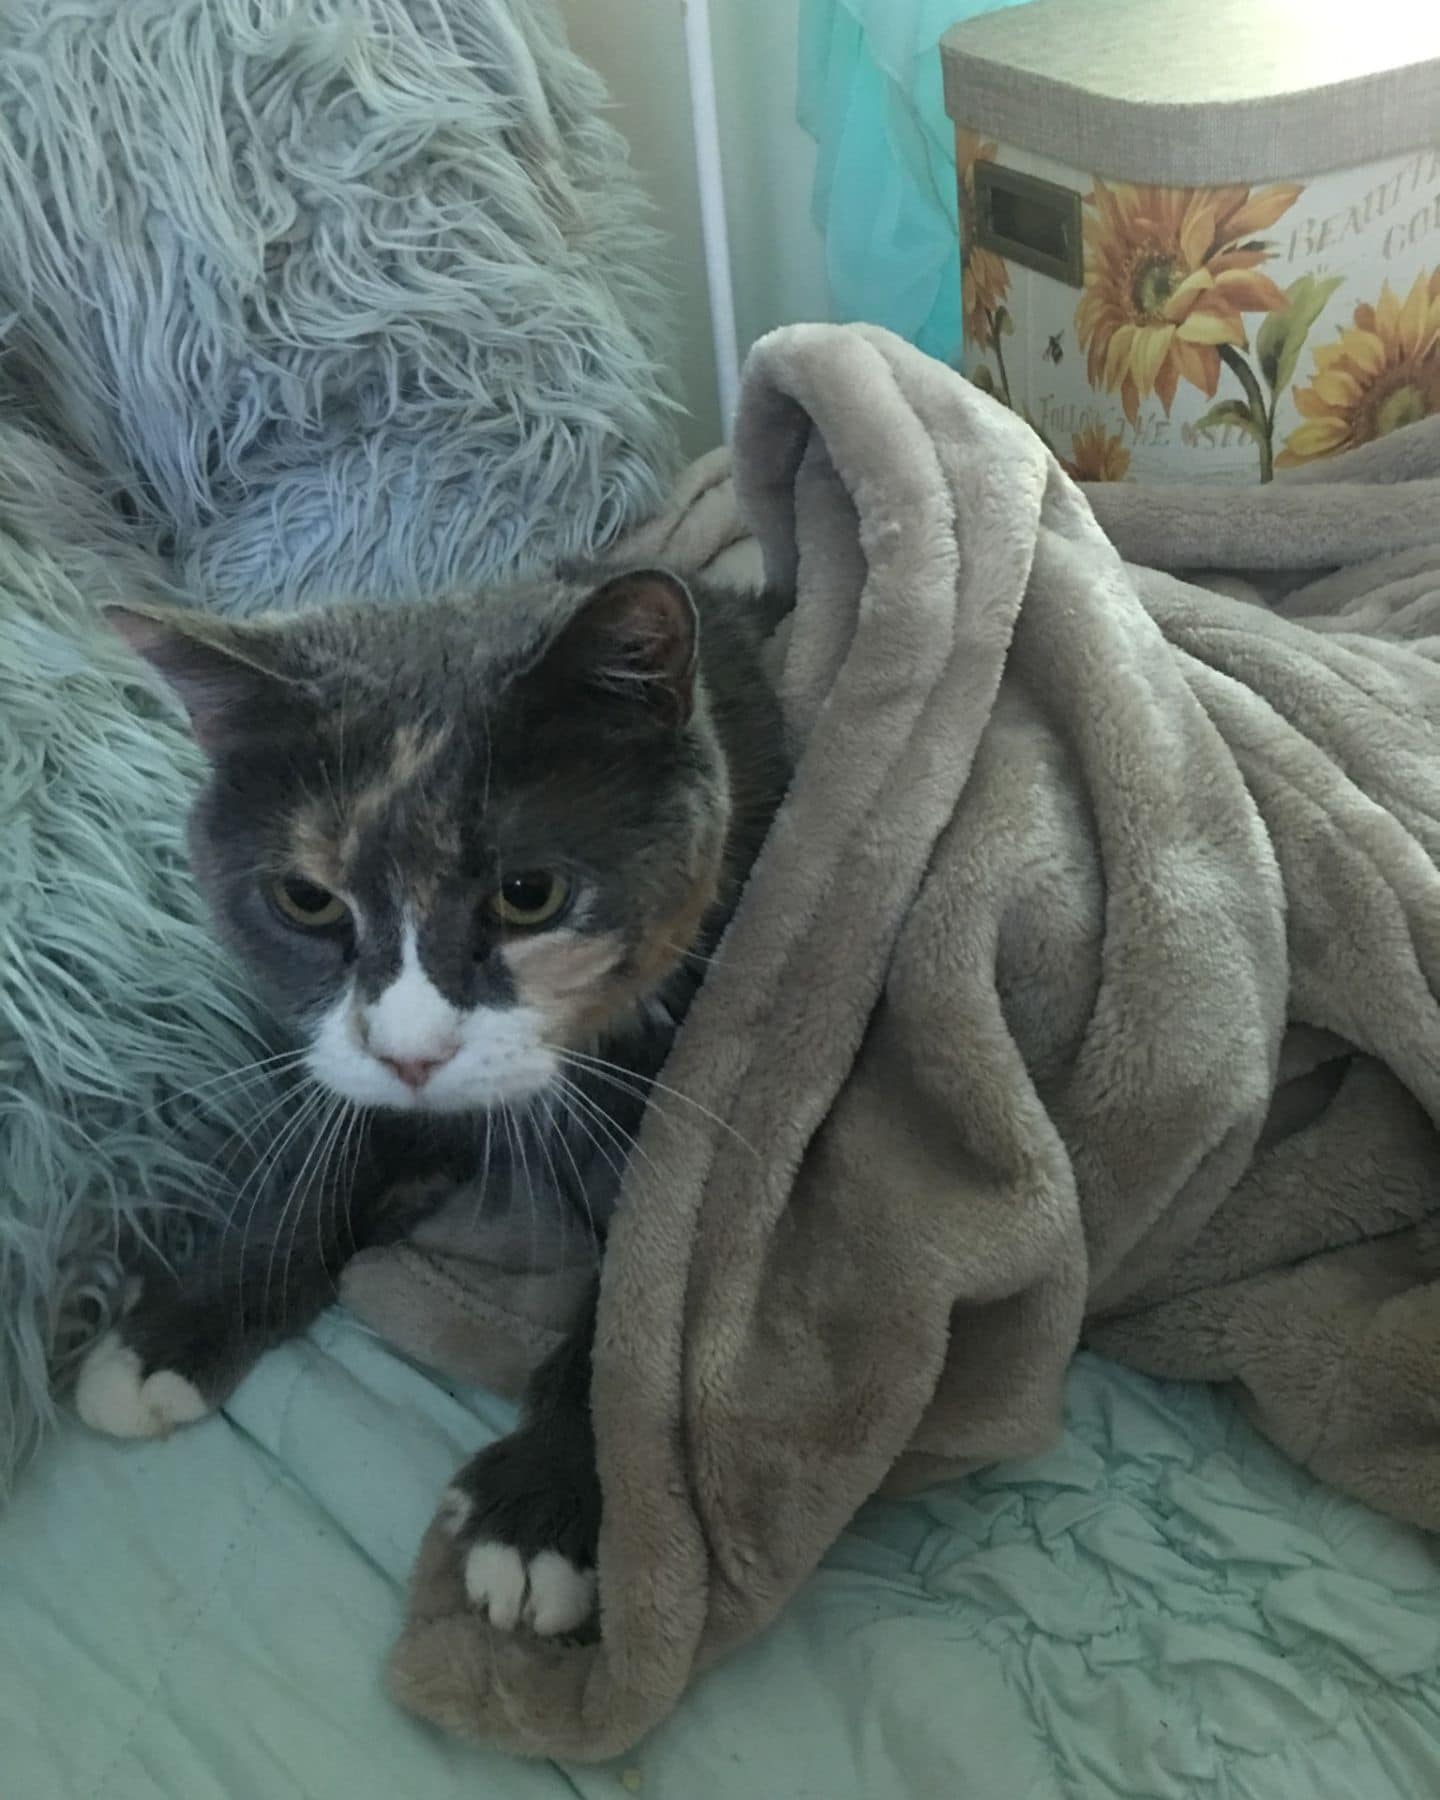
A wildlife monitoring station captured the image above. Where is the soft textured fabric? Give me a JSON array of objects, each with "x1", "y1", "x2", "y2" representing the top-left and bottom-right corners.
[
  {"x1": 380, "y1": 326, "x2": 1440, "y2": 1758},
  {"x1": 0, "y1": 0, "x2": 675, "y2": 1492},
  {"x1": 11, "y1": 1311, "x2": 1440, "y2": 1800},
  {"x1": 0, "y1": 428, "x2": 279, "y2": 1491},
  {"x1": 0, "y1": 0, "x2": 676, "y2": 611}
]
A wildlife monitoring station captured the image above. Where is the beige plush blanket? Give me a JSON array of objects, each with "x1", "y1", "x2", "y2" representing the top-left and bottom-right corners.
[{"x1": 370, "y1": 325, "x2": 1440, "y2": 1759}]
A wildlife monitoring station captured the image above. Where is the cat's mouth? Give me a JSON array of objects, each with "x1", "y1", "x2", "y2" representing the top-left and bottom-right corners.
[
  {"x1": 312, "y1": 1046, "x2": 562, "y2": 1115},
  {"x1": 306, "y1": 994, "x2": 561, "y2": 1115}
]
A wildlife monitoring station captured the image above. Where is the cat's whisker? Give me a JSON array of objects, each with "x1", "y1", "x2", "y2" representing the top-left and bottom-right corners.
[
  {"x1": 223, "y1": 1082, "x2": 324, "y2": 1257},
  {"x1": 511, "y1": 1098, "x2": 544, "y2": 1276},
  {"x1": 266, "y1": 1091, "x2": 346, "y2": 1330},
  {"x1": 319, "y1": 1099, "x2": 363, "y2": 1284},
  {"x1": 147, "y1": 1068, "x2": 311, "y2": 1245},
  {"x1": 122, "y1": 1047, "x2": 312, "y2": 1136},
  {"x1": 553, "y1": 1067, "x2": 654, "y2": 1183},
  {"x1": 232, "y1": 1083, "x2": 328, "y2": 1326},
  {"x1": 549, "y1": 1080, "x2": 630, "y2": 1242},
  {"x1": 337, "y1": 665, "x2": 351, "y2": 796},
  {"x1": 335, "y1": 1102, "x2": 369, "y2": 1267},
  {"x1": 284, "y1": 1095, "x2": 353, "y2": 1328},
  {"x1": 478, "y1": 697, "x2": 494, "y2": 819},
  {"x1": 323, "y1": 1105, "x2": 353, "y2": 1270},
  {"x1": 229, "y1": 1082, "x2": 330, "y2": 1337},
  {"x1": 219, "y1": 1074, "x2": 323, "y2": 1192},
  {"x1": 553, "y1": 1089, "x2": 601, "y2": 1251},
  {"x1": 548, "y1": 1075, "x2": 625, "y2": 1187},
  {"x1": 273, "y1": 1099, "x2": 332, "y2": 1331},
  {"x1": 536, "y1": 1090, "x2": 568, "y2": 1255},
  {"x1": 540, "y1": 1088, "x2": 598, "y2": 1260},
  {"x1": 149, "y1": 1061, "x2": 316, "y2": 1276},
  {"x1": 470, "y1": 1108, "x2": 496, "y2": 1232},
  {"x1": 660, "y1": 939, "x2": 731, "y2": 971},
  {"x1": 532, "y1": 1092, "x2": 575, "y2": 1260},
  {"x1": 317, "y1": 753, "x2": 343, "y2": 838},
  {"x1": 208, "y1": 1085, "x2": 321, "y2": 1302},
  {"x1": 558, "y1": 1048, "x2": 760, "y2": 1161},
  {"x1": 494, "y1": 1100, "x2": 527, "y2": 1266},
  {"x1": 585, "y1": 1082, "x2": 696, "y2": 1177},
  {"x1": 221, "y1": 1098, "x2": 301, "y2": 1339},
  {"x1": 212, "y1": 1061, "x2": 321, "y2": 1185}
]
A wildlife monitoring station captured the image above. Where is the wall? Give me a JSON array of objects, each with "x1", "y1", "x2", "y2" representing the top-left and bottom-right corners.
[{"x1": 558, "y1": 0, "x2": 830, "y2": 457}]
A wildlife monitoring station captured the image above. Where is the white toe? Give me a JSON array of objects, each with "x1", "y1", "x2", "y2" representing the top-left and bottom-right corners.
[
  {"x1": 75, "y1": 1336, "x2": 150, "y2": 1436},
  {"x1": 74, "y1": 1333, "x2": 209, "y2": 1440},
  {"x1": 463, "y1": 1541, "x2": 527, "y2": 1630},
  {"x1": 141, "y1": 1369, "x2": 210, "y2": 1428},
  {"x1": 525, "y1": 1550, "x2": 596, "y2": 1637}
]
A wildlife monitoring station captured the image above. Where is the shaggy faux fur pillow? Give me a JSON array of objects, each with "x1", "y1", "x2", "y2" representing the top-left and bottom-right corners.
[{"x1": 0, "y1": 0, "x2": 678, "y2": 610}]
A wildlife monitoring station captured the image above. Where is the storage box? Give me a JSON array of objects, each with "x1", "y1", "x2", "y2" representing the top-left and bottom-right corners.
[{"x1": 941, "y1": 0, "x2": 1440, "y2": 483}]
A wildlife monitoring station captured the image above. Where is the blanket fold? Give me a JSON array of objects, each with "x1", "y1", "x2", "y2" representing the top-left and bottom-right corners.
[{"x1": 386, "y1": 326, "x2": 1440, "y2": 1758}]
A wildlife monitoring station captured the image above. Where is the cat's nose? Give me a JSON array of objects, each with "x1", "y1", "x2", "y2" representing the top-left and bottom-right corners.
[{"x1": 380, "y1": 1052, "x2": 455, "y2": 1090}]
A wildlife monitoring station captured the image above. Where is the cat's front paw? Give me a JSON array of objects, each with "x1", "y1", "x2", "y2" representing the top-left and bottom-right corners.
[
  {"x1": 455, "y1": 1533, "x2": 597, "y2": 1637},
  {"x1": 72, "y1": 1278, "x2": 233, "y2": 1440},
  {"x1": 440, "y1": 1431, "x2": 601, "y2": 1637},
  {"x1": 74, "y1": 1331, "x2": 212, "y2": 1440}
]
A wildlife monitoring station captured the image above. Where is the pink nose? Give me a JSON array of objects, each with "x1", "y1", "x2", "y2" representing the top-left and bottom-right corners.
[{"x1": 380, "y1": 1052, "x2": 454, "y2": 1090}]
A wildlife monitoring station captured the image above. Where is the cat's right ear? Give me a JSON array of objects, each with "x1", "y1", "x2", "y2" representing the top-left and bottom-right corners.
[
  {"x1": 531, "y1": 570, "x2": 699, "y2": 729},
  {"x1": 104, "y1": 605, "x2": 292, "y2": 756}
]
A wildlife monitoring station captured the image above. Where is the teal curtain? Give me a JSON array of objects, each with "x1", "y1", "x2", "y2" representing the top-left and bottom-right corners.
[{"x1": 797, "y1": 0, "x2": 1029, "y2": 361}]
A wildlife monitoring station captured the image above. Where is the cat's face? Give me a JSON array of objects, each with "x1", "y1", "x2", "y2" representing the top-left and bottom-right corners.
[{"x1": 111, "y1": 572, "x2": 729, "y2": 1115}]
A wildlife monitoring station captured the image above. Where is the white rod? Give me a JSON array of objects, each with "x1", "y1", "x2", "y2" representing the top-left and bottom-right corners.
[{"x1": 682, "y1": 0, "x2": 741, "y2": 438}]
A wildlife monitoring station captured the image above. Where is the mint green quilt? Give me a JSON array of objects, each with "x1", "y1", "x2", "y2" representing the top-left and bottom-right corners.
[{"x1": 5, "y1": 1321, "x2": 1440, "y2": 1798}]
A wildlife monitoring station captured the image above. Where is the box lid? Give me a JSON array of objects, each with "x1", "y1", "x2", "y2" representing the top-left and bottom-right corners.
[{"x1": 941, "y1": 0, "x2": 1440, "y2": 184}]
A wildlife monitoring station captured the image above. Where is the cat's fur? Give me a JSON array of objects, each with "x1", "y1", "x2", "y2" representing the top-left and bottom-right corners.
[{"x1": 77, "y1": 569, "x2": 789, "y2": 1636}]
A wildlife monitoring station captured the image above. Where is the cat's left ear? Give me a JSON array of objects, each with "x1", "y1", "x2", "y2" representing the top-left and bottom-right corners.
[
  {"x1": 104, "y1": 604, "x2": 295, "y2": 756},
  {"x1": 537, "y1": 570, "x2": 699, "y2": 728}
]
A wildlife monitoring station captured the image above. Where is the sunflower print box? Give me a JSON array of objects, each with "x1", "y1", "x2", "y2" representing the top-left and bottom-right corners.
[{"x1": 941, "y1": 0, "x2": 1440, "y2": 485}]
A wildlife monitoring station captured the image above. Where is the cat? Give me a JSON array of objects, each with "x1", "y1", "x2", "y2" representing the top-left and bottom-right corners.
[{"x1": 76, "y1": 566, "x2": 790, "y2": 1637}]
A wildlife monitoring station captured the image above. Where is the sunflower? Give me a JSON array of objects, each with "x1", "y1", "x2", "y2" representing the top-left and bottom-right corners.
[
  {"x1": 957, "y1": 129, "x2": 1009, "y2": 352},
  {"x1": 1078, "y1": 180, "x2": 1299, "y2": 424},
  {"x1": 1060, "y1": 426, "x2": 1131, "y2": 483},
  {"x1": 1278, "y1": 268, "x2": 1440, "y2": 468}
]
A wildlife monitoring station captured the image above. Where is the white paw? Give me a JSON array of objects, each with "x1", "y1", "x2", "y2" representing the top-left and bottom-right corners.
[
  {"x1": 526, "y1": 1549, "x2": 598, "y2": 1636},
  {"x1": 463, "y1": 1540, "x2": 528, "y2": 1630},
  {"x1": 74, "y1": 1333, "x2": 211, "y2": 1440},
  {"x1": 460, "y1": 1536, "x2": 597, "y2": 1637}
]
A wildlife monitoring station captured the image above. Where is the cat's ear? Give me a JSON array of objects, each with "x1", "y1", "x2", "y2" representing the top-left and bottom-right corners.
[
  {"x1": 535, "y1": 570, "x2": 699, "y2": 728},
  {"x1": 104, "y1": 605, "x2": 294, "y2": 755}
]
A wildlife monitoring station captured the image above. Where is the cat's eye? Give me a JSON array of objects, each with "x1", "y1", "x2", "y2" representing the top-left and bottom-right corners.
[
  {"x1": 270, "y1": 873, "x2": 350, "y2": 931},
  {"x1": 486, "y1": 872, "x2": 571, "y2": 930}
]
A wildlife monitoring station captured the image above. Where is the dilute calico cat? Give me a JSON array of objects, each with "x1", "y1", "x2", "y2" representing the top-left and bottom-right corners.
[{"x1": 78, "y1": 568, "x2": 788, "y2": 1637}]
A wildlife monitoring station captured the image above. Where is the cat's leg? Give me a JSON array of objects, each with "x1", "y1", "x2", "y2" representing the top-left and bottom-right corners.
[
  {"x1": 74, "y1": 1149, "x2": 451, "y2": 1441},
  {"x1": 441, "y1": 1276, "x2": 602, "y2": 1637},
  {"x1": 72, "y1": 1247, "x2": 330, "y2": 1441}
]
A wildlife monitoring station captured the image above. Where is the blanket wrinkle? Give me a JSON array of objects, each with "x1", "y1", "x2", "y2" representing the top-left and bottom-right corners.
[{"x1": 370, "y1": 328, "x2": 1440, "y2": 1759}]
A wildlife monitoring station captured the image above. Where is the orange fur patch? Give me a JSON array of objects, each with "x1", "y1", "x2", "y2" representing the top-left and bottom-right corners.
[
  {"x1": 506, "y1": 847, "x2": 723, "y2": 1044},
  {"x1": 504, "y1": 928, "x2": 627, "y2": 1040},
  {"x1": 336, "y1": 723, "x2": 452, "y2": 879},
  {"x1": 346, "y1": 724, "x2": 451, "y2": 839},
  {"x1": 289, "y1": 801, "x2": 345, "y2": 891}
]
